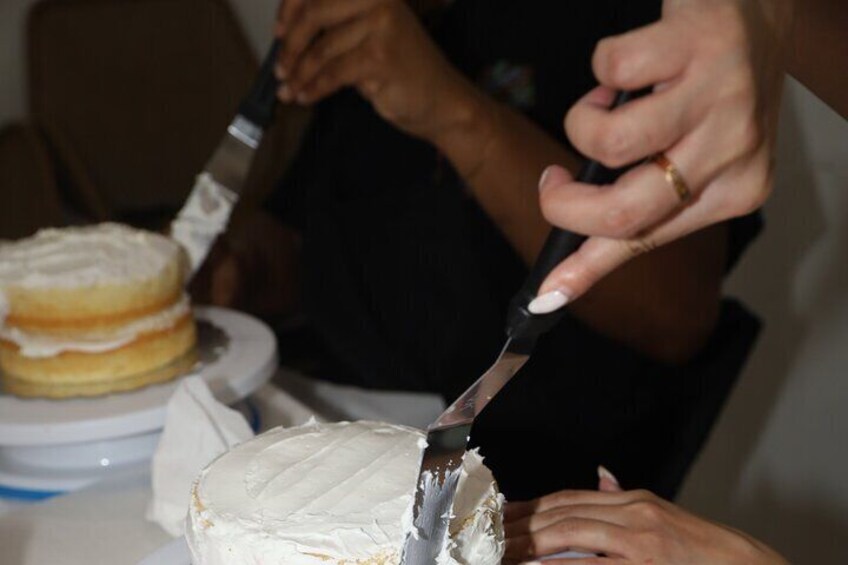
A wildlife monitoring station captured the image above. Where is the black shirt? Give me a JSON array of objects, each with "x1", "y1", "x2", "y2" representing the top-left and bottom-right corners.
[{"x1": 268, "y1": 0, "x2": 761, "y2": 500}]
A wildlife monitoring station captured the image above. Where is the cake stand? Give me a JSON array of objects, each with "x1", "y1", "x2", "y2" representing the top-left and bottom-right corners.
[{"x1": 0, "y1": 306, "x2": 277, "y2": 500}]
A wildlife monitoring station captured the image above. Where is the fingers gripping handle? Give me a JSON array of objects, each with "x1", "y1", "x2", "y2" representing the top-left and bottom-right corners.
[
  {"x1": 238, "y1": 40, "x2": 283, "y2": 128},
  {"x1": 506, "y1": 91, "x2": 638, "y2": 344}
]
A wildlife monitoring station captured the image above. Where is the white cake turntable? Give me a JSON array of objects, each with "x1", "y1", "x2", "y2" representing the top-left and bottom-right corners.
[{"x1": 0, "y1": 306, "x2": 277, "y2": 500}]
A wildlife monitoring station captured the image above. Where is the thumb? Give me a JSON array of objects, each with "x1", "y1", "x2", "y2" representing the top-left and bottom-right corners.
[
  {"x1": 532, "y1": 188, "x2": 720, "y2": 306},
  {"x1": 529, "y1": 234, "x2": 645, "y2": 313},
  {"x1": 529, "y1": 163, "x2": 644, "y2": 312}
]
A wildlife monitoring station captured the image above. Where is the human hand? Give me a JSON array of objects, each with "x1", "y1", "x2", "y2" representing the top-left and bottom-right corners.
[
  {"x1": 504, "y1": 467, "x2": 787, "y2": 565},
  {"x1": 528, "y1": 0, "x2": 790, "y2": 314},
  {"x1": 189, "y1": 210, "x2": 300, "y2": 317},
  {"x1": 273, "y1": 0, "x2": 479, "y2": 142}
]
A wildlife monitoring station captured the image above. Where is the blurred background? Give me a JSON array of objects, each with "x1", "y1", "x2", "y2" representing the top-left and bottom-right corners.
[{"x1": 1, "y1": 1, "x2": 846, "y2": 562}]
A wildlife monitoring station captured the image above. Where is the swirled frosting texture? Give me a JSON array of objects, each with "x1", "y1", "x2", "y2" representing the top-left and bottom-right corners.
[
  {"x1": 187, "y1": 420, "x2": 504, "y2": 565},
  {"x1": 0, "y1": 223, "x2": 180, "y2": 290}
]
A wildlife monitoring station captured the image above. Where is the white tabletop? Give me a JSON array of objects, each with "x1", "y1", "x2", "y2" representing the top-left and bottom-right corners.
[{"x1": 0, "y1": 465, "x2": 167, "y2": 564}]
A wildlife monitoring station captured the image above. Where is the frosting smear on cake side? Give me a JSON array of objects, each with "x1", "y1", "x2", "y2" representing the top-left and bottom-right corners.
[{"x1": 187, "y1": 420, "x2": 505, "y2": 565}]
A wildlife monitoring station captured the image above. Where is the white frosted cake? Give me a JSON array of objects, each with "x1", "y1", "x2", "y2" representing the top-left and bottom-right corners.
[
  {"x1": 0, "y1": 223, "x2": 196, "y2": 397},
  {"x1": 187, "y1": 420, "x2": 505, "y2": 565}
]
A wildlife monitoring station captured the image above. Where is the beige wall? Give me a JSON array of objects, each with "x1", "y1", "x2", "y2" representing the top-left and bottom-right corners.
[{"x1": 1, "y1": 1, "x2": 847, "y2": 561}]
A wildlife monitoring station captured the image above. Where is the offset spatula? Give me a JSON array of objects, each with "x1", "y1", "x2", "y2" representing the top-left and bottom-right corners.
[
  {"x1": 171, "y1": 40, "x2": 281, "y2": 278},
  {"x1": 400, "y1": 92, "x2": 638, "y2": 565}
]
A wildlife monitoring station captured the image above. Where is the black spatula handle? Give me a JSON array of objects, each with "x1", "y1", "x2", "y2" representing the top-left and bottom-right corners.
[
  {"x1": 238, "y1": 40, "x2": 282, "y2": 128},
  {"x1": 506, "y1": 90, "x2": 638, "y2": 344}
]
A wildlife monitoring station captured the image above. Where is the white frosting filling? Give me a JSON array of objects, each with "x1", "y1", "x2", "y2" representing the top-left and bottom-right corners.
[
  {"x1": 0, "y1": 223, "x2": 180, "y2": 290},
  {"x1": 0, "y1": 294, "x2": 190, "y2": 358},
  {"x1": 187, "y1": 421, "x2": 504, "y2": 565}
]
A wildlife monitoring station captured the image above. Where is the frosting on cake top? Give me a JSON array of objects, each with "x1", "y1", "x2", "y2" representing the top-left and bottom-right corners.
[
  {"x1": 187, "y1": 420, "x2": 505, "y2": 565},
  {"x1": 0, "y1": 223, "x2": 181, "y2": 290}
]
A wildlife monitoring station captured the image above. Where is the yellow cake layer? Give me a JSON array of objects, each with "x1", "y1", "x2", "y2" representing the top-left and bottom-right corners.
[
  {"x1": 2, "y1": 349, "x2": 197, "y2": 399},
  {"x1": 3, "y1": 256, "x2": 185, "y2": 335},
  {"x1": 0, "y1": 314, "x2": 197, "y2": 398}
]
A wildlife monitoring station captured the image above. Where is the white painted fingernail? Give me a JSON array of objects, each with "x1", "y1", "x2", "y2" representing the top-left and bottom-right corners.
[
  {"x1": 538, "y1": 165, "x2": 553, "y2": 191},
  {"x1": 598, "y1": 465, "x2": 620, "y2": 488},
  {"x1": 527, "y1": 290, "x2": 569, "y2": 314},
  {"x1": 521, "y1": 562, "x2": 543, "y2": 565}
]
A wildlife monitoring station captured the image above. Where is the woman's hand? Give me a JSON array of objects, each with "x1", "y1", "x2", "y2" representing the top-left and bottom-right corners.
[
  {"x1": 504, "y1": 468, "x2": 787, "y2": 565},
  {"x1": 529, "y1": 0, "x2": 790, "y2": 313},
  {"x1": 274, "y1": 0, "x2": 479, "y2": 143}
]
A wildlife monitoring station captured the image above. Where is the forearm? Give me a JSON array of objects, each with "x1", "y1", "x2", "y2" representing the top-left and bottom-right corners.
[
  {"x1": 786, "y1": 0, "x2": 848, "y2": 118},
  {"x1": 430, "y1": 85, "x2": 725, "y2": 363},
  {"x1": 431, "y1": 83, "x2": 579, "y2": 265}
]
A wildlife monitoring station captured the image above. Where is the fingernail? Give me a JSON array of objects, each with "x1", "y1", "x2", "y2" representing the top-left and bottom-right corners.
[
  {"x1": 521, "y1": 562, "x2": 543, "y2": 565},
  {"x1": 598, "y1": 465, "x2": 620, "y2": 488},
  {"x1": 538, "y1": 164, "x2": 570, "y2": 192},
  {"x1": 527, "y1": 290, "x2": 569, "y2": 314},
  {"x1": 583, "y1": 84, "x2": 615, "y2": 106},
  {"x1": 296, "y1": 92, "x2": 309, "y2": 105},
  {"x1": 278, "y1": 85, "x2": 292, "y2": 102},
  {"x1": 538, "y1": 165, "x2": 554, "y2": 191}
]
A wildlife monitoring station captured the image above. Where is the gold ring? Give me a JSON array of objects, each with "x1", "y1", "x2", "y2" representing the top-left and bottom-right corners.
[{"x1": 650, "y1": 153, "x2": 691, "y2": 203}]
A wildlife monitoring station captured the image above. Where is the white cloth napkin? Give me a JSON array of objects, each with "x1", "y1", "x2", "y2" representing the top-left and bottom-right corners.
[{"x1": 146, "y1": 376, "x2": 254, "y2": 537}]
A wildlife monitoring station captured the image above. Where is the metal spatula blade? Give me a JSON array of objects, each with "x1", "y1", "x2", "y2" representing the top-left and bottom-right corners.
[
  {"x1": 171, "y1": 41, "x2": 281, "y2": 277},
  {"x1": 401, "y1": 340, "x2": 530, "y2": 564},
  {"x1": 204, "y1": 115, "x2": 264, "y2": 192}
]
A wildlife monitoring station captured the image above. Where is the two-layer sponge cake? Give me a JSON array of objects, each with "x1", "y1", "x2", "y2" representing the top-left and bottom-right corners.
[
  {"x1": 187, "y1": 420, "x2": 505, "y2": 565},
  {"x1": 0, "y1": 223, "x2": 197, "y2": 398}
]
